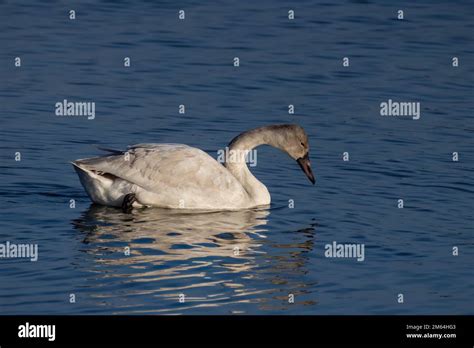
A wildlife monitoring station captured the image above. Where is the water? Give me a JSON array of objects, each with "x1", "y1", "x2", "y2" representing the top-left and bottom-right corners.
[{"x1": 0, "y1": 0, "x2": 473, "y2": 314}]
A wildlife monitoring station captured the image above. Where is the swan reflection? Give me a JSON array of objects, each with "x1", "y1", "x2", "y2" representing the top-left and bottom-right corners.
[
  {"x1": 71, "y1": 205, "x2": 316, "y2": 314},
  {"x1": 73, "y1": 204, "x2": 269, "y2": 263}
]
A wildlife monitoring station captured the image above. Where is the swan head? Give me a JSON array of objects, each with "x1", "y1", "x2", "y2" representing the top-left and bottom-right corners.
[
  {"x1": 228, "y1": 124, "x2": 316, "y2": 185},
  {"x1": 268, "y1": 124, "x2": 316, "y2": 185}
]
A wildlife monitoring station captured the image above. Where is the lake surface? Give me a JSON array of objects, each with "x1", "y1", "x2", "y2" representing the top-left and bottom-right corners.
[{"x1": 0, "y1": 0, "x2": 473, "y2": 314}]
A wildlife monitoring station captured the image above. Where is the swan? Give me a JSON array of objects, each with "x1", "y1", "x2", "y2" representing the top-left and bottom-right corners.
[{"x1": 72, "y1": 124, "x2": 315, "y2": 212}]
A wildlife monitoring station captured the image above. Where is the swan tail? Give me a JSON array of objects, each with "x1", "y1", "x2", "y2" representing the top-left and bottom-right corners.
[
  {"x1": 96, "y1": 146, "x2": 124, "y2": 155},
  {"x1": 71, "y1": 161, "x2": 118, "y2": 205}
]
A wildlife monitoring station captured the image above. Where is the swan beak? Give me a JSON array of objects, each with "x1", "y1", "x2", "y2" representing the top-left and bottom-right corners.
[{"x1": 297, "y1": 153, "x2": 315, "y2": 185}]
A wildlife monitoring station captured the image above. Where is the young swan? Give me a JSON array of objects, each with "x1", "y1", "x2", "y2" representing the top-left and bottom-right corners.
[{"x1": 72, "y1": 124, "x2": 315, "y2": 212}]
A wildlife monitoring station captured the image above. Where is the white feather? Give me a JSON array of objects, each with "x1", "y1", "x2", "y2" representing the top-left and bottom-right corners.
[{"x1": 72, "y1": 144, "x2": 261, "y2": 209}]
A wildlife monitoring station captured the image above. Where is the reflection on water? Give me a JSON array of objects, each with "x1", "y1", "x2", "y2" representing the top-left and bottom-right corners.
[
  {"x1": 71, "y1": 205, "x2": 317, "y2": 314},
  {"x1": 74, "y1": 205, "x2": 270, "y2": 263}
]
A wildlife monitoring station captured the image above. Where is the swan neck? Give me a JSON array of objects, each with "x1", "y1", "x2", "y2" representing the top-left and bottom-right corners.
[{"x1": 224, "y1": 129, "x2": 270, "y2": 205}]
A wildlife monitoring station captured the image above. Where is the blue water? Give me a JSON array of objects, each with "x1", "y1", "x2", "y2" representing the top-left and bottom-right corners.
[{"x1": 0, "y1": 0, "x2": 473, "y2": 314}]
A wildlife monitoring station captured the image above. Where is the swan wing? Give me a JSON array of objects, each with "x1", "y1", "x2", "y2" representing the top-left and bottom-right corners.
[{"x1": 74, "y1": 144, "x2": 246, "y2": 201}]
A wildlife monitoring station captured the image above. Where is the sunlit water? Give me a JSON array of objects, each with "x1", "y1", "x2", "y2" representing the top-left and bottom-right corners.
[{"x1": 0, "y1": 0, "x2": 473, "y2": 314}]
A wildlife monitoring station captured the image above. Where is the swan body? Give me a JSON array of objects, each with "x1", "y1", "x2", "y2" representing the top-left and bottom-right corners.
[{"x1": 72, "y1": 124, "x2": 315, "y2": 211}]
